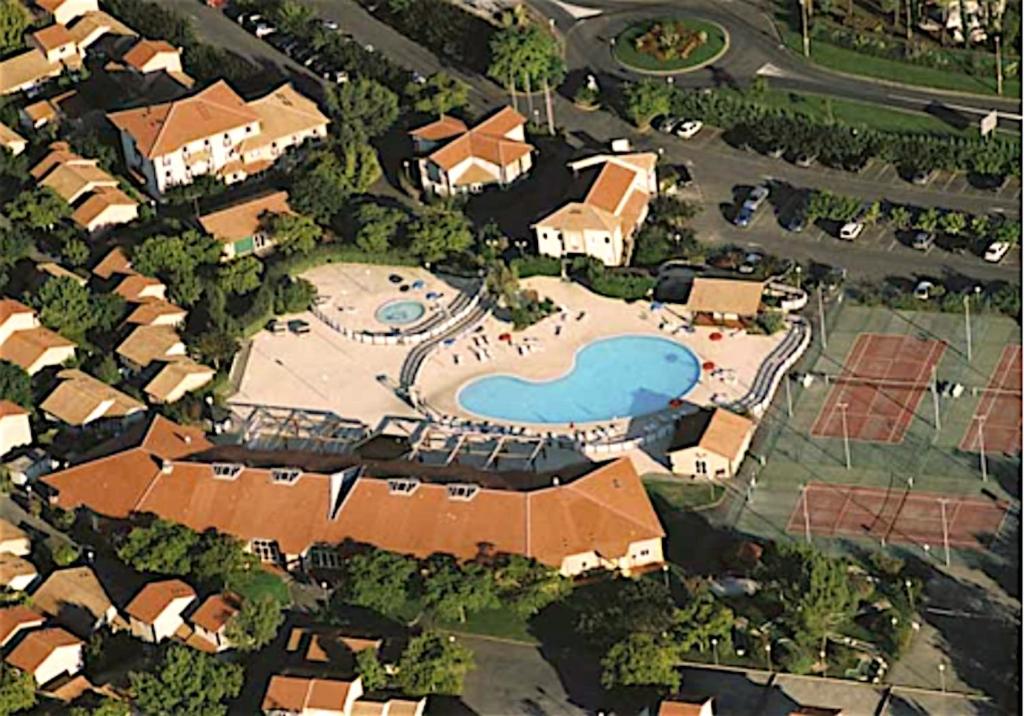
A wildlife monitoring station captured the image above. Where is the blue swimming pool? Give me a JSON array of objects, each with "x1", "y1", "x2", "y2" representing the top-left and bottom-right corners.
[
  {"x1": 376, "y1": 299, "x2": 425, "y2": 325},
  {"x1": 457, "y1": 335, "x2": 700, "y2": 424}
]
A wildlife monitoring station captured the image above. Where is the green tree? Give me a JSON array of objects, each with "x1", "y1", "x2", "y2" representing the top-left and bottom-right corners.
[
  {"x1": 422, "y1": 558, "x2": 499, "y2": 623},
  {"x1": 407, "y1": 206, "x2": 473, "y2": 262},
  {"x1": 969, "y1": 214, "x2": 990, "y2": 238},
  {"x1": 492, "y1": 555, "x2": 571, "y2": 617},
  {"x1": 273, "y1": 277, "x2": 317, "y2": 314},
  {"x1": 192, "y1": 532, "x2": 259, "y2": 591},
  {"x1": 291, "y1": 146, "x2": 382, "y2": 225},
  {"x1": 61, "y1": 238, "x2": 89, "y2": 267},
  {"x1": 353, "y1": 203, "x2": 406, "y2": 254},
  {"x1": 217, "y1": 256, "x2": 262, "y2": 295},
  {"x1": 0, "y1": 0, "x2": 28, "y2": 54},
  {"x1": 622, "y1": 80, "x2": 673, "y2": 129},
  {"x1": 600, "y1": 633, "x2": 680, "y2": 692},
  {"x1": 916, "y1": 207, "x2": 941, "y2": 233},
  {"x1": 487, "y1": 22, "x2": 565, "y2": 113},
  {"x1": 940, "y1": 211, "x2": 967, "y2": 236},
  {"x1": 410, "y1": 72, "x2": 469, "y2": 117},
  {"x1": 672, "y1": 589, "x2": 734, "y2": 653},
  {"x1": 69, "y1": 696, "x2": 130, "y2": 716},
  {"x1": 269, "y1": 213, "x2": 321, "y2": 256},
  {"x1": 116, "y1": 520, "x2": 198, "y2": 575},
  {"x1": 354, "y1": 648, "x2": 388, "y2": 691},
  {"x1": 31, "y1": 276, "x2": 97, "y2": 342},
  {"x1": 0, "y1": 663, "x2": 35, "y2": 715},
  {"x1": 888, "y1": 205, "x2": 913, "y2": 230},
  {"x1": 4, "y1": 188, "x2": 70, "y2": 230},
  {"x1": 190, "y1": 330, "x2": 239, "y2": 370},
  {"x1": 573, "y1": 577, "x2": 677, "y2": 649},
  {"x1": 334, "y1": 548, "x2": 417, "y2": 618},
  {"x1": 50, "y1": 541, "x2": 81, "y2": 567},
  {"x1": 132, "y1": 230, "x2": 221, "y2": 307},
  {"x1": 396, "y1": 633, "x2": 474, "y2": 696},
  {"x1": 93, "y1": 354, "x2": 121, "y2": 385},
  {"x1": 326, "y1": 79, "x2": 399, "y2": 138},
  {"x1": 224, "y1": 596, "x2": 283, "y2": 652},
  {"x1": 129, "y1": 644, "x2": 243, "y2": 716},
  {"x1": 272, "y1": 0, "x2": 313, "y2": 34},
  {"x1": 0, "y1": 361, "x2": 31, "y2": 409}
]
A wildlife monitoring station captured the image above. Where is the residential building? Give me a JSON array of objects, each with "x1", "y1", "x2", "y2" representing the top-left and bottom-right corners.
[
  {"x1": 125, "y1": 299, "x2": 187, "y2": 327},
  {"x1": 0, "y1": 298, "x2": 76, "y2": 375},
  {"x1": 108, "y1": 81, "x2": 328, "y2": 196},
  {"x1": 262, "y1": 675, "x2": 364, "y2": 716},
  {"x1": 92, "y1": 249, "x2": 187, "y2": 327},
  {"x1": 0, "y1": 518, "x2": 31, "y2": 557},
  {"x1": 43, "y1": 429, "x2": 665, "y2": 576},
  {"x1": 189, "y1": 593, "x2": 239, "y2": 652},
  {"x1": 534, "y1": 153, "x2": 658, "y2": 267},
  {"x1": 0, "y1": 43, "x2": 81, "y2": 96},
  {"x1": 29, "y1": 24, "x2": 80, "y2": 64},
  {"x1": 40, "y1": 369, "x2": 146, "y2": 427},
  {"x1": 683, "y1": 277, "x2": 764, "y2": 324},
  {"x1": 0, "y1": 555, "x2": 39, "y2": 592},
  {"x1": 35, "y1": 0, "x2": 99, "y2": 27},
  {"x1": 116, "y1": 324, "x2": 185, "y2": 371},
  {"x1": 112, "y1": 274, "x2": 166, "y2": 303},
  {"x1": 144, "y1": 359, "x2": 215, "y2": 404},
  {"x1": 0, "y1": 402, "x2": 31, "y2": 459},
  {"x1": 36, "y1": 262, "x2": 86, "y2": 286},
  {"x1": 122, "y1": 38, "x2": 192, "y2": 88},
  {"x1": 31, "y1": 567, "x2": 120, "y2": 636},
  {"x1": 0, "y1": 123, "x2": 26, "y2": 155},
  {"x1": 189, "y1": 590, "x2": 238, "y2": 651},
  {"x1": 19, "y1": 90, "x2": 77, "y2": 130},
  {"x1": 657, "y1": 697, "x2": 716, "y2": 716},
  {"x1": 198, "y1": 190, "x2": 292, "y2": 259},
  {"x1": 409, "y1": 106, "x2": 533, "y2": 196},
  {"x1": 668, "y1": 408, "x2": 755, "y2": 480},
  {"x1": 5, "y1": 627, "x2": 84, "y2": 686},
  {"x1": 0, "y1": 607, "x2": 45, "y2": 647},
  {"x1": 126, "y1": 579, "x2": 197, "y2": 644},
  {"x1": 30, "y1": 142, "x2": 139, "y2": 235},
  {"x1": 65, "y1": 10, "x2": 136, "y2": 50},
  {"x1": 91, "y1": 246, "x2": 134, "y2": 280}
]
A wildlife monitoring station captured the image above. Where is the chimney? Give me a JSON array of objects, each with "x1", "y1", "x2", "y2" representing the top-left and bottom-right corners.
[
  {"x1": 161, "y1": 459, "x2": 173, "y2": 475},
  {"x1": 184, "y1": 435, "x2": 192, "y2": 445}
]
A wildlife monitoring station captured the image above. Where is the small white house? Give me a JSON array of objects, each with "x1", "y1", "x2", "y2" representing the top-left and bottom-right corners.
[
  {"x1": 668, "y1": 408, "x2": 755, "y2": 480},
  {"x1": 5, "y1": 627, "x2": 84, "y2": 686},
  {"x1": 126, "y1": 579, "x2": 197, "y2": 644},
  {"x1": 0, "y1": 555, "x2": 38, "y2": 591},
  {"x1": 189, "y1": 592, "x2": 240, "y2": 652},
  {"x1": 0, "y1": 402, "x2": 31, "y2": 460},
  {"x1": 0, "y1": 518, "x2": 31, "y2": 557}
]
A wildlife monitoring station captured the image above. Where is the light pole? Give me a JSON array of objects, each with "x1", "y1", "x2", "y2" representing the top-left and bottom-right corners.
[
  {"x1": 930, "y1": 363, "x2": 941, "y2": 433},
  {"x1": 801, "y1": 483, "x2": 812, "y2": 544},
  {"x1": 905, "y1": 578, "x2": 915, "y2": 612},
  {"x1": 976, "y1": 414, "x2": 988, "y2": 482},
  {"x1": 785, "y1": 374, "x2": 793, "y2": 417},
  {"x1": 938, "y1": 662, "x2": 947, "y2": 692},
  {"x1": 817, "y1": 285, "x2": 828, "y2": 348},
  {"x1": 838, "y1": 402, "x2": 851, "y2": 470},
  {"x1": 662, "y1": 563, "x2": 670, "y2": 589},
  {"x1": 711, "y1": 637, "x2": 719, "y2": 665},
  {"x1": 799, "y1": 0, "x2": 811, "y2": 57},
  {"x1": 765, "y1": 642, "x2": 773, "y2": 672},
  {"x1": 963, "y1": 287, "x2": 980, "y2": 361},
  {"x1": 939, "y1": 498, "x2": 951, "y2": 568}
]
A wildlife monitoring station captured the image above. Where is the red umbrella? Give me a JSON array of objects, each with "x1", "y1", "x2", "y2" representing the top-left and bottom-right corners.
[
  {"x1": 709, "y1": 332, "x2": 724, "y2": 341},
  {"x1": 668, "y1": 398, "x2": 683, "y2": 408},
  {"x1": 702, "y1": 361, "x2": 715, "y2": 371},
  {"x1": 498, "y1": 333, "x2": 512, "y2": 342}
]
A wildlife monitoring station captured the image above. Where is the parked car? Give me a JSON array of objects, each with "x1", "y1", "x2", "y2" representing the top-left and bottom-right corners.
[
  {"x1": 793, "y1": 152, "x2": 816, "y2": 167},
  {"x1": 254, "y1": 22, "x2": 277, "y2": 38},
  {"x1": 656, "y1": 116, "x2": 681, "y2": 134},
  {"x1": 984, "y1": 240, "x2": 1011, "y2": 262},
  {"x1": 784, "y1": 211, "x2": 807, "y2": 233},
  {"x1": 737, "y1": 252, "x2": 764, "y2": 275},
  {"x1": 675, "y1": 120, "x2": 703, "y2": 139},
  {"x1": 911, "y1": 231, "x2": 934, "y2": 250},
  {"x1": 839, "y1": 203, "x2": 871, "y2": 240},
  {"x1": 288, "y1": 319, "x2": 311, "y2": 335},
  {"x1": 266, "y1": 319, "x2": 286, "y2": 334},
  {"x1": 734, "y1": 183, "x2": 770, "y2": 228},
  {"x1": 322, "y1": 18, "x2": 340, "y2": 30},
  {"x1": 914, "y1": 280, "x2": 934, "y2": 300},
  {"x1": 765, "y1": 144, "x2": 785, "y2": 158},
  {"x1": 910, "y1": 168, "x2": 936, "y2": 185}
]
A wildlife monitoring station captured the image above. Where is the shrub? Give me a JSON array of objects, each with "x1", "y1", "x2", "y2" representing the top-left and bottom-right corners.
[{"x1": 510, "y1": 255, "x2": 561, "y2": 278}]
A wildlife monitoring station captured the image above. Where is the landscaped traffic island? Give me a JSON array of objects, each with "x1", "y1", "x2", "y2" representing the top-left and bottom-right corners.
[{"x1": 613, "y1": 17, "x2": 728, "y2": 73}]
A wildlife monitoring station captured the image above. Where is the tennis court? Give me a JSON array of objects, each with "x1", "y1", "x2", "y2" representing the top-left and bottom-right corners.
[
  {"x1": 959, "y1": 344, "x2": 1022, "y2": 455},
  {"x1": 786, "y1": 482, "x2": 1010, "y2": 550},
  {"x1": 810, "y1": 334, "x2": 947, "y2": 444}
]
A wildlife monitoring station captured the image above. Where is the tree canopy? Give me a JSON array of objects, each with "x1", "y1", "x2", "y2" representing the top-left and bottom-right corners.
[
  {"x1": 407, "y1": 206, "x2": 473, "y2": 262},
  {"x1": 224, "y1": 596, "x2": 283, "y2": 652},
  {"x1": 216, "y1": 256, "x2": 263, "y2": 296},
  {"x1": 335, "y1": 548, "x2": 417, "y2": 618},
  {"x1": 355, "y1": 648, "x2": 388, "y2": 691},
  {"x1": 290, "y1": 145, "x2": 382, "y2": 225},
  {"x1": 326, "y1": 79, "x2": 399, "y2": 139},
  {"x1": 31, "y1": 276, "x2": 125, "y2": 342},
  {"x1": 0, "y1": 361, "x2": 31, "y2": 409},
  {"x1": 0, "y1": 0, "x2": 28, "y2": 54},
  {"x1": 421, "y1": 558, "x2": 499, "y2": 623},
  {"x1": 353, "y1": 203, "x2": 406, "y2": 254},
  {"x1": 4, "y1": 188, "x2": 70, "y2": 231},
  {"x1": 0, "y1": 662, "x2": 35, "y2": 715},
  {"x1": 116, "y1": 520, "x2": 198, "y2": 575},
  {"x1": 191, "y1": 531, "x2": 259, "y2": 591},
  {"x1": 129, "y1": 644, "x2": 243, "y2": 716},
  {"x1": 491, "y1": 555, "x2": 571, "y2": 617},
  {"x1": 622, "y1": 80, "x2": 672, "y2": 129},
  {"x1": 600, "y1": 632, "x2": 681, "y2": 692},
  {"x1": 410, "y1": 72, "x2": 469, "y2": 117},
  {"x1": 487, "y1": 23, "x2": 565, "y2": 93},
  {"x1": 396, "y1": 632, "x2": 474, "y2": 696},
  {"x1": 131, "y1": 230, "x2": 221, "y2": 307},
  {"x1": 269, "y1": 213, "x2": 322, "y2": 256}
]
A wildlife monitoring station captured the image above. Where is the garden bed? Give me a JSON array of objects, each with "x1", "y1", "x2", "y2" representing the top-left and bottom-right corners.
[{"x1": 613, "y1": 17, "x2": 728, "y2": 73}]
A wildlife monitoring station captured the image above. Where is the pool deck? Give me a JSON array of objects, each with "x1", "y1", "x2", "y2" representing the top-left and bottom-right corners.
[{"x1": 416, "y1": 277, "x2": 786, "y2": 429}]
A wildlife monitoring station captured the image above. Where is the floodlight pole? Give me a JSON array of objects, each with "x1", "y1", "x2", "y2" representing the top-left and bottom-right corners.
[
  {"x1": 801, "y1": 483, "x2": 812, "y2": 544},
  {"x1": 977, "y1": 415, "x2": 988, "y2": 482},
  {"x1": 939, "y1": 498, "x2": 951, "y2": 568},
  {"x1": 817, "y1": 285, "x2": 828, "y2": 348},
  {"x1": 838, "y1": 402, "x2": 851, "y2": 470},
  {"x1": 785, "y1": 374, "x2": 793, "y2": 417},
  {"x1": 963, "y1": 293, "x2": 973, "y2": 362},
  {"x1": 930, "y1": 364, "x2": 941, "y2": 432},
  {"x1": 799, "y1": 0, "x2": 810, "y2": 57}
]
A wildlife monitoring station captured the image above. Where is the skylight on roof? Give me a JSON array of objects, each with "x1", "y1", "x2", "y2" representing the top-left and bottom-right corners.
[
  {"x1": 445, "y1": 484, "x2": 479, "y2": 501},
  {"x1": 212, "y1": 463, "x2": 242, "y2": 479},
  {"x1": 387, "y1": 478, "x2": 420, "y2": 496}
]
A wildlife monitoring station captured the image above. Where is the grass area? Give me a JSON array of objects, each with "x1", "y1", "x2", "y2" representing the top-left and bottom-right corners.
[
  {"x1": 230, "y1": 569, "x2": 292, "y2": 605},
  {"x1": 614, "y1": 18, "x2": 727, "y2": 72},
  {"x1": 432, "y1": 606, "x2": 536, "y2": 644},
  {"x1": 736, "y1": 301, "x2": 1019, "y2": 557},
  {"x1": 737, "y1": 87, "x2": 1019, "y2": 139},
  {"x1": 781, "y1": 29, "x2": 1022, "y2": 99},
  {"x1": 645, "y1": 477, "x2": 726, "y2": 510}
]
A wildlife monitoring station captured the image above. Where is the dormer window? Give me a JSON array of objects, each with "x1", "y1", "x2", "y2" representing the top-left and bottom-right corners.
[
  {"x1": 387, "y1": 478, "x2": 420, "y2": 495},
  {"x1": 212, "y1": 463, "x2": 243, "y2": 479},
  {"x1": 270, "y1": 467, "x2": 301, "y2": 484},
  {"x1": 446, "y1": 484, "x2": 479, "y2": 501}
]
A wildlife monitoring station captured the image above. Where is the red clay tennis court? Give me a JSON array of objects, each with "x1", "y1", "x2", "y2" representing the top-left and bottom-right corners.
[
  {"x1": 810, "y1": 334, "x2": 947, "y2": 444},
  {"x1": 786, "y1": 483, "x2": 1009, "y2": 550},
  {"x1": 960, "y1": 345, "x2": 1022, "y2": 455}
]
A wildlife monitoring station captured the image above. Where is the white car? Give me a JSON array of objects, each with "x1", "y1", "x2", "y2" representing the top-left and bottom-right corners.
[
  {"x1": 254, "y1": 23, "x2": 277, "y2": 38},
  {"x1": 914, "y1": 281, "x2": 934, "y2": 300},
  {"x1": 839, "y1": 221, "x2": 865, "y2": 240},
  {"x1": 657, "y1": 116, "x2": 681, "y2": 134},
  {"x1": 984, "y1": 240, "x2": 1011, "y2": 263},
  {"x1": 675, "y1": 120, "x2": 703, "y2": 139}
]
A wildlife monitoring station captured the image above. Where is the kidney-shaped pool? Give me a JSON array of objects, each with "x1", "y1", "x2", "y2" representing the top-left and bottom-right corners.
[{"x1": 457, "y1": 334, "x2": 701, "y2": 424}]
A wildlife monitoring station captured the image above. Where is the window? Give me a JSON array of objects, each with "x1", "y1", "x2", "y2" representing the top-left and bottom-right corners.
[
  {"x1": 204, "y1": 138, "x2": 210, "y2": 147},
  {"x1": 245, "y1": 125, "x2": 253, "y2": 134},
  {"x1": 695, "y1": 459, "x2": 708, "y2": 475},
  {"x1": 307, "y1": 545, "x2": 342, "y2": 569},
  {"x1": 387, "y1": 478, "x2": 420, "y2": 495},
  {"x1": 446, "y1": 484, "x2": 479, "y2": 501},
  {"x1": 212, "y1": 463, "x2": 243, "y2": 479},
  {"x1": 251, "y1": 539, "x2": 282, "y2": 563},
  {"x1": 270, "y1": 467, "x2": 301, "y2": 484},
  {"x1": 640, "y1": 549, "x2": 650, "y2": 557}
]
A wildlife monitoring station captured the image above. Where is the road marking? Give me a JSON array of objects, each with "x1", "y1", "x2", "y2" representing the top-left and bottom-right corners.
[
  {"x1": 886, "y1": 239, "x2": 899, "y2": 252},
  {"x1": 886, "y1": 94, "x2": 1024, "y2": 120},
  {"x1": 756, "y1": 63, "x2": 788, "y2": 78}
]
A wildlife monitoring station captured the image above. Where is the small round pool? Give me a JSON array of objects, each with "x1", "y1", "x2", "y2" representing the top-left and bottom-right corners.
[
  {"x1": 457, "y1": 334, "x2": 701, "y2": 424},
  {"x1": 375, "y1": 299, "x2": 426, "y2": 326}
]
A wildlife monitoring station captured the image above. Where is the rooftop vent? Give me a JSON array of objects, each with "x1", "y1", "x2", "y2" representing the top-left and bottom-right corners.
[
  {"x1": 446, "y1": 484, "x2": 480, "y2": 501},
  {"x1": 387, "y1": 478, "x2": 420, "y2": 496},
  {"x1": 212, "y1": 463, "x2": 243, "y2": 479},
  {"x1": 270, "y1": 467, "x2": 301, "y2": 484},
  {"x1": 161, "y1": 459, "x2": 173, "y2": 475}
]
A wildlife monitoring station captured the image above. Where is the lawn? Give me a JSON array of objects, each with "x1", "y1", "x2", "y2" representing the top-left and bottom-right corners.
[
  {"x1": 230, "y1": 569, "x2": 292, "y2": 605},
  {"x1": 645, "y1": 477, "x2": 726, "y2": 510},
  {"x1": 781, "y1": 29, "x2": 1022, "y2": 99},
  {"x1": 432, "y1": 606, "x2": 536, "y2": 644},
  {"x1": 614, "y1": 18, "x2": 727, "y2": 72},
  {"x1": 738, "y1": 87, "x2": 1020, "y2": 139}
]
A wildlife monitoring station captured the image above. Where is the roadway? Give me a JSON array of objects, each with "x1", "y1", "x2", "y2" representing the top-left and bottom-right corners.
[{"x1": 156, "y1": 0, "x2": 1020, "y2": 283}]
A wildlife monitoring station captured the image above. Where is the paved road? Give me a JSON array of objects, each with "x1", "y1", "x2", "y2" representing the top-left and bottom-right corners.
[{"x1": 157, "y1": 0, "x2": 1020, "y2": 283}]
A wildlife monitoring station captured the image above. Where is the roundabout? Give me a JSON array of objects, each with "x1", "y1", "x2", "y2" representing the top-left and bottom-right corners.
[{"x1": 612, "y1": 17, "x2": 729, "y2": 74}]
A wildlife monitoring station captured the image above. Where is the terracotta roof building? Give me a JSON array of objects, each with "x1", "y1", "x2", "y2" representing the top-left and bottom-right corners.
[
  {"x1": 108, "y1": 80, "x2": 327, "y2": 197},
  {"x1": 29, "y1": 142, "x2": 138, "y2": 234},
  {"x1": 0, "y1": 43, "x2": 81, "y2": 96},
  {"x1": 5, "y1": 627, "x2": 83, "y2": 686},
  {"x1": 0, "y1": 517, "x2": 31, "y2": 557},
  {"x1": 409, "y1": 106, "x2": 533, "y2": 197},
  {"x1": 0, "y1": 555, "x2": 39, "y2": 592},
  {"x1": 198, "y1": 190, "x2": 293, "y2": 259},
  {"x1": 684, "y1": 277, "x2": 765, "y2": 320},
  {"x1": 535, "y1": 153, "x2": 658, "y2": 267},
  {"x1": 116, "y1": 324, "x2": 185, "y2": 369},
  {"x1": 189, "y1": 592, "x2": 239, "y2": 652},
  {"x1": 0, "y1": 122, "x2": 26, "y2": 155},
  {"x1": 658, "y1": 697, "x2": 716, "y2": 716},
  {"x1": 262, "y1": 675, "x2": 364, "y2": 715},
  {"x1": 30, "y1": 567, "x2": 120, "y2": 637},
  {"x1": 0, "y1": 401, "x2": 31, "y2": 460},
  {"x1": 0, "y1": 606, "x2": 45, "y2": 647},
  {"x1": 0, "y1": 298, "x2": 76, "y2": 375},
  {"x1": 41, "y1": 369, "x2": 145, "y2": 427},
  {"x1": 144, "y1": 358, "x2": 214, "y2": 404},
  {"x1": 668, "y1": 408, "x2": 755, "y2": 480},
  {"x1": 35, "y1": 0, "x2": 99, "y2": 26},
  {"x1": 122, "y1": 38, "x2": 190, "y2": 88},
  {"x1": 126, "y1": 579, "x2": 197, "y2": 644}
]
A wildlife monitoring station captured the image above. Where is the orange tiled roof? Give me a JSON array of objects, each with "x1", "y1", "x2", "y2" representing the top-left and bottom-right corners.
[
  {"x1": 107, "y1": 80, "x2": 258, "y2": 159},
  {"x1": 122, "y1": 39, "x2": 177, "y2": 72},
  {"x1": 126, "y1": 579, "x2": 196, "y2": 623},
  {"x1": 0, "y1": 400, "x2": 28, "y2": 418},
  {"x1": 32, "y1": 24, "x2": 75, "y2": 52},
  {"x1": 585, "y1": 162, "x2": 636, "y2": 215},
  {"x1": 190, "y1": 593, "x2": 240, "y2": 633},
  {"x1": 417, "y1": 106, "x2": 532, "y2": 172},
  {"x1": 91, "y1": 247, "x2": 133, "y2": 279},
  {"x1": 113, "y1": 274, "x2": 164, "y2": 303},
  {"x1": 125, "y1": 299, "x2": 186, "y2": 326},
  {"x1": 262, "y1": 675, "x2": 355, "y2": 713},
  {"x1": 0, "y1": 298, "x2": 33, "y2": 324},
  {"x1": 409, "y1": 115, "x2": 467, "y2": 142},
  {"x1": 72, "y1": 187, "x2": 137, "y2": 229},
  {"x1": 6, "y1": 627, "x2": 81, "y2": 673},
  {"x1": 0, "y1": 327, "x2": 75, "y2": 371},
  {"x1": 198, "y1": 190, "x2": 291, "y2": 243},
  {"x1": 0, "y1": 606, "x2": 44, "y2": 647}
]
